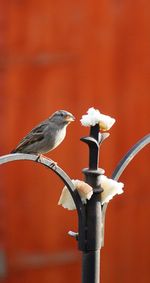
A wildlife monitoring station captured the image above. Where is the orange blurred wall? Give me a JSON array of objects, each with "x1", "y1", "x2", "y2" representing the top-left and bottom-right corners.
[{"x1": 0, "y1": 1, "x2": 150, "y2": 283}]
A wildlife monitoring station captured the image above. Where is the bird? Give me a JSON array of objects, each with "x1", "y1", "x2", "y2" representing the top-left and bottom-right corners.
[{"x1": 11, "y1": 110, "x2": 75, "y2": 155}]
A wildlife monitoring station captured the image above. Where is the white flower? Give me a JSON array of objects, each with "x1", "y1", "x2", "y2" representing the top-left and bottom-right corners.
[
  {"x1": 58, "y1": 180, "x2": 93, "y2": 210},
  {"x1": 100, "y1": 175, "x2": 124, "y2": 204},
  {"x1": 80, "y1": 107, "x2": 116, "y2": 131}
]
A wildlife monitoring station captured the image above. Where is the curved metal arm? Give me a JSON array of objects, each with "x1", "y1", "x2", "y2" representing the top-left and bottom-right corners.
[
  {"x1": 101, "y1": 133, "x2": 150, "y2": 247},
  {"x1": 0, "y1": 153, "x2": 84, "y2": 218},
  {"x1": 112, "y1": 133, "x2": 150, "y2": 181}
]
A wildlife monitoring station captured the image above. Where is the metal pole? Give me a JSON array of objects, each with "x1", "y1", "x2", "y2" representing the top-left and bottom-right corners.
[
  {"x1": 81, "y1": 186, "x2": 102, "y2": 283},
  {"x1": 80, "y1": 125, "x2": 105, "y2": 283},
  {"x1": 82, "y1": 250, "x2": 100, "y2": 283}
]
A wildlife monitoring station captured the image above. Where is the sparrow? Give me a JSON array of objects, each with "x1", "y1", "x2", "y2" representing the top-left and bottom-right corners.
[{"x1": 11, "y1": 110, "x2": 75, "y2": 155}]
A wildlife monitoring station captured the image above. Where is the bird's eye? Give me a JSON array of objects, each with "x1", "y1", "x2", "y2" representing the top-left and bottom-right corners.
[{"x1": 60, "y1": 113, "x2": 64, "y2": 117}]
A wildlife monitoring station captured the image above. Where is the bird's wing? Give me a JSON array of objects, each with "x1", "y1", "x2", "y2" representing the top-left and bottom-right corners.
[
  {"x1": 12, "y1": 121, "x2": 49, "y2": 152},
  {"x1": 15, "y1": 132, "x2": 44, "y2": 150}
]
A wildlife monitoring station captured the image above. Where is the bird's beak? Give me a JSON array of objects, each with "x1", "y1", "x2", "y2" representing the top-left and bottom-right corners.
[{"x1": 65, "y1": 115, "x2": 75, "y2": 122}]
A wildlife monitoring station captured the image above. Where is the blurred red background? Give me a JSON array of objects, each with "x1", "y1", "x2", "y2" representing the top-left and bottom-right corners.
[{"x1": 0, "y1": 1, "x2": 150, "y2": 282}]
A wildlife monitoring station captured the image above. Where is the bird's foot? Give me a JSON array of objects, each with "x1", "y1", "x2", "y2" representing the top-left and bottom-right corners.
[
  {"x1": 36, "y1": 154, "x2": 57, "y2": 170},
  {"x1": 35, "y1": 154, "x2": 42, "y2": 162}
]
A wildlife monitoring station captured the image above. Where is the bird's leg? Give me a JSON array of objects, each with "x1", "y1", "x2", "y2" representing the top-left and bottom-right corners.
[{"x1": 35, "y1": 154, "x2": 42, "y2": 162}]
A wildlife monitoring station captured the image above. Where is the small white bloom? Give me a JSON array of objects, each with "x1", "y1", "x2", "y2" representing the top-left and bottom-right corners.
[
  {"x1": 100, "y1": 175, "x2": 124, "y2": 204},
  {"x1": 80, "y1": 107, "x2": 116, "y2": 130},
  {"x1": 58, "y1": 180, "x2": 93, "y2": 210}
]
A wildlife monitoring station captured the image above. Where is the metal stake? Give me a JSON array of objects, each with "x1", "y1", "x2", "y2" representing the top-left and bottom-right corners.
[{"x1": 80, "y1": 124, "x2": 107, "y2": 283}]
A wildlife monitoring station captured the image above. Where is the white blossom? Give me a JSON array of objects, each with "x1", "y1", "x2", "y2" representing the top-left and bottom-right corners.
[
  {"x1": 58, "y1": 180, "x2": 93, "y2": 210},
  {"x1": 100, "y1": 175, "x2": 124, "y2": 204},
  {"x1": 80, "y1": 107, "x2": 116, "y2": 131}
]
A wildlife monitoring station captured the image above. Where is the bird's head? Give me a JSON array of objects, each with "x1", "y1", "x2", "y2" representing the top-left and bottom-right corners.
[{"x1": 50, "y1": 110, "x2": 75, "y2": 125}]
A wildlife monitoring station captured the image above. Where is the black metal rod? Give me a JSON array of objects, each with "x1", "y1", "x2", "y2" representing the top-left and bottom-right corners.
[
  {"x1": 0, "y1": 153, "x2": 84, "y2": 220},
  {"x1": 81, "y1": 189, "x2": 101, "y2": 283},
  {"x1": 101, "y1": 133, "x2": 150, "y2": 247},
  {"x1": 81, "y1": 125, "x2": 103, "y2": 283},
  {"x1": 82, "y1": 250, "x2": 100, "y2": 283},
  {"x1": 111, "y1": 133, "x2": 150, "y2": 181}
]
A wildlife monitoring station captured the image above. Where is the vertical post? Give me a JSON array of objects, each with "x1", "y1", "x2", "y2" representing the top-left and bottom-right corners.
[
  {"x1": 80, "y1": 124, "x2": 104, "y2": 283},
  {"x1": 81, "y1": 174, "x2": 102, "y2": 283},
  {"x1": 82, "y1": 250, "x2": 100, "y2": 283}
]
